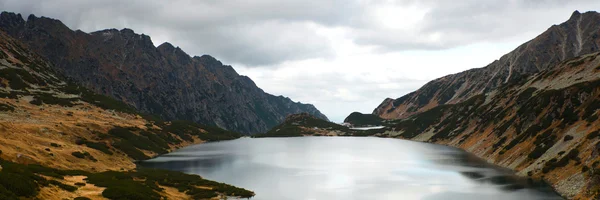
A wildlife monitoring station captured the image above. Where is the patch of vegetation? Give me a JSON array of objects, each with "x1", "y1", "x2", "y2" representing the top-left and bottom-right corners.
[
  {"x1": 563, "y1": 135, "x2": 574, "y2": 141},
  {"x1": 255, "y1": 113, "x2": 348, "y2": 137},
  {"x1": 75, "y1": 138, "x2": 113, "y2": 155},
  {"x1": 568, "y1": 59, "x2": 585, "y2": 67},
  {"x1": 86, "y1": 168, "x2": 254, "y2": 200},
  {"x1": 161, "y1": 120, "x2": 242, "y2": 142},
  {"x1": 30, "y1": 93, "x2": 77, "y2": 107},
  {"x1": 343, "y1": 112, "x2": 384, "y2": 126},
  {"x1": 492, "y1": 136, "x2": 507, "y2": 152},
  {"x1": 71, "y1": 151, "x2": 97, "y2": 162},
  {"x1": 0, "y1": 68, "x2": 35, "y2": 90},
  {"x1": 111, "y1": 140, "x2": 150, "y2": 160},
  {"x1": 62, "y1": 84, "x2": 138, "y2": 114},
  {"x1": 48, "y1": 179, "x2": 77, "y2": 192},
  {"x1": 516, "y1": 87, "x2": 537, "y2": 103},
  {"x1": 527, "y1": 130, "x2": 557, "y2": 159},
  {"x1": 588, "y1": 130, "x2": 600, "y2": 139},
  {"x1": 0, "y1": 159, "x2": 254, "y2": 200},
  {"x1": 108, "y1": 127, "x2": 168, "y2": 155},
  {"x1": 0, "y1": 103, "x2": 14, "y2": 112},
  {"x1": 74, "y1": 197, "x2": 91, "y2": 200},
  {"x1": 542, "y1": 149, "x2": 580, "y2": 173}
]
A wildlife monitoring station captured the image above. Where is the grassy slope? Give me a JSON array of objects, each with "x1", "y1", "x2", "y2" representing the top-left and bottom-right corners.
[{"x1": 0, "y1": 30, "x2": 253, "y2": 199}]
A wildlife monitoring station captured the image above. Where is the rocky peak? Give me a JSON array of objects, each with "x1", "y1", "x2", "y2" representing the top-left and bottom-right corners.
[
  {"x1": 373, "y1": 10, "x2": 600, "y2": 120},
  {"x1": 0, "y1": 11, "x2": 328, "y2": 134},
  {"x1": 569, "y1": 10, "x2": 582, "y2": 21},
  {"x1": 157, "y1": 42, "x2": 176, "y2": 52}
]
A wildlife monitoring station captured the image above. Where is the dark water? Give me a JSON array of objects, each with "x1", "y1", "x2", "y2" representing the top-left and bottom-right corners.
[{"x1": 139, "y1": 137, "x2": 562, "y2": 200}]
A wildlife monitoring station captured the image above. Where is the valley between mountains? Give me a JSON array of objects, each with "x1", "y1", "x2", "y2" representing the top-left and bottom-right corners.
[
  {"x1": 1, "y1": 9, "x2": 600, "y2": 200},
  {"x1": 260, "y1": 11, "x2": 600, "y2": 200}
]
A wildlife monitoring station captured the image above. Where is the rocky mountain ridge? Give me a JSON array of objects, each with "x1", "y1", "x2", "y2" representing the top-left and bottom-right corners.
[
  {"x1": 0, "y1": 12, "x2": 327, "y2": 134},
  {"x1": 0, "y1": 29, "x2": 253, "y2": 199},
  {"x1": 374, "y1": 11, "x2": 600, "y2": 120},
  {"x1": 377, "y1": 51, "x2": 600, "y2": 199}
]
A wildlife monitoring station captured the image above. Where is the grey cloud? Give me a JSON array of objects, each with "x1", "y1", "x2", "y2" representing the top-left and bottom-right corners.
[
  {"x1": 1, "y1": 0, "x2": 599, "y2": 66},
  {"x1": 0, "y1": 0, "x2": 359, "y2": 66},
  {"x1": 355, "y1": 0, "x2": 600, "y2": 52}
]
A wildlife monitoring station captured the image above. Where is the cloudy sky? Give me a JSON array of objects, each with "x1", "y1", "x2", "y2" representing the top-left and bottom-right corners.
[{"x1": 2, "y1": 0, "x2": 599, "y2": 122}]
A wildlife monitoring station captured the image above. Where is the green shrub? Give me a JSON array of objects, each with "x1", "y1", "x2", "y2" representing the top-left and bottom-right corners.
[
  {"x1": 0, "y1": 103, "x2": 14, "y2": 112},
  {"x1": 108, "y1": 127, "x2": 167, "y2": 155},
  {"x1": 0, "y1": 172, "x2": 38, "y2": 197},
  {"x1": 588, "y1": 130, "x2": 600, "y2": 139},
  {"x1": 563, "y1": 135, "x2": 574, "y2": 141},
  {"x1": 111, "y1": 141, "x2": 149, "y2": 160},
  {"x1": 71, "y1": 152, "x2": 86, "y2": 159},
  {"x1": 48, "y1": 180, "x2": 77, "y2": 192},
  {"x1": 30, "y1": 93, "x2": 77, "y2": 107},
  {"x1": 76, "y1": 139, "x2": 113, "y2": 155},
  {"x1": 71, "y1": 151, "x2": 97, "y2": 162},
  {"x1": 0, "y1": 155, "x2": 254, "y2": 200}
]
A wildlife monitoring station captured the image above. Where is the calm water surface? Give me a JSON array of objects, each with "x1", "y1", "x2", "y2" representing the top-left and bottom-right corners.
[{"x1": 139, "y1": 137, "x2": 562, "y2": 200}]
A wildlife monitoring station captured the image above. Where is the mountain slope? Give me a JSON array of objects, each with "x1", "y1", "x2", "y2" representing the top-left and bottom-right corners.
[
  {"x1": 0, "y1": 29, "x2": 253, "y2": 199},
  {"x1": 0, "y1": 12, "x2": 327, "y2": 134},
  {"x1": 343, "y1": 112, "x2": 385, "y2": 126},
  {"x1": 374, "y1": 11, "x2": 600, "y2": 120},
  {"x1": 378, "y1": 52, "x2": 600, "y2": 199}
]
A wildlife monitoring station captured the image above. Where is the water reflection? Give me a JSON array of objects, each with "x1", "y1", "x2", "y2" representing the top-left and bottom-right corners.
[{"x1": 139, "y1": 137, "x2": 562, "y2": 200}]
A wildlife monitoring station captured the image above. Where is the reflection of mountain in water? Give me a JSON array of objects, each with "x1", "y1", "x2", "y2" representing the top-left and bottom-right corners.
[{"x1": 140, "y1": 137, "x2": 562, "y2": 200}]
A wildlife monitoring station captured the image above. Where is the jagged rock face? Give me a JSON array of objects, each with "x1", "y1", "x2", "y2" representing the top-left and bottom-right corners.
[
  {"x1": 374, "y1": 11, "x2": 600, "y2": 120},
  {"x1": 0, "y1": 12, "x2": 327, "y2": 134}
]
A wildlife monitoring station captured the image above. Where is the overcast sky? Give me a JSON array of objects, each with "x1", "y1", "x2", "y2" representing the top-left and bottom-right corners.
[{"x1": 2, "y1": 0, "x2": 599, "y2": 122}]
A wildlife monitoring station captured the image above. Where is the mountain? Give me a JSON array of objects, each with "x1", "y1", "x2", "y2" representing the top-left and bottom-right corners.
[
  {"x1": 256, "y1": 113, "x2": 391, "y2": 137},
  {"x1": 343, "y1": 112, "x2": 385, "y2": 127},
  {"x1": 381, "y1": 51, "x2": 600, "y2": 199},
  {"x1": 362, "y1": 10, "x2": 600, "y2": 199},
  {"x1": 0, "y1": 12, "x2": 327, "y2": 134},
  {"x1": 373, "y1": 11, "x2": 600, "y2": 120},
  {"x1": 0, "y1": 29, "x2": 253, "y2": 199}
]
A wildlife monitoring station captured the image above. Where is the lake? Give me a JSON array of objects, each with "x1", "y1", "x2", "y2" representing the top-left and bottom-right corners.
[{"x1": 139, "y1": 137, "x2": 562, "y2": 200}]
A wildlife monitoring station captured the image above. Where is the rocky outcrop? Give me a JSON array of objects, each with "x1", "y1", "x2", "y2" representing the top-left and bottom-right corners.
[
  {"x1": 373, "y1": 11, "x2": 600, "y2": 120},
  {"x1": 0, "y1": 12, "x2": 327, "y2": 134}
]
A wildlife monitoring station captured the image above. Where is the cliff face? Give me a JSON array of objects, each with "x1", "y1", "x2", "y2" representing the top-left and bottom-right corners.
[
  {"x1": 373, "y1": 11, "x2": 600, "y2": 120},
  {"x1": 378, "y1": 52, "x2": 600, "y2": 199},
  {"x1": 0, "y1": 12, "x2": 327, "y2": 134}
]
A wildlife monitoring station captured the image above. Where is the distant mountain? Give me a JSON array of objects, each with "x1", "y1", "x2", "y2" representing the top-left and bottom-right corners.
[
  {"x1": 0, "y1": 12, "x2": 327, "y2": 134},
  {"x1": 343, "y1": 112, "x2": 384, "y2": 126},
  {"x1": 373, "y1": 11, "x2": 600, "y2": 120},
  {"x1": 256, "y1": 113, "x2": 391, "y2": 137}
]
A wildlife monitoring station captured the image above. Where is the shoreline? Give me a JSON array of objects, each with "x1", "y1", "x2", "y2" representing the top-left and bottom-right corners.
[{"x1": 148, "y1": 135, "x2": 564, "y2": 199}]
